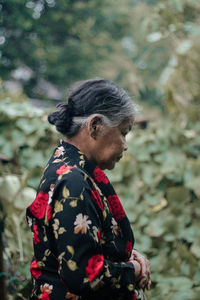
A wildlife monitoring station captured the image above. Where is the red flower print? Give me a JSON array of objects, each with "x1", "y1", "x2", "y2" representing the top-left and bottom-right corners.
[
  {"x1": 46, "y1": 204, "x2": 52, "y2": 223},
  {"x1": 91, "y1": 189, "x2": 103, "y2": 210},
  {"x1": 41, "y1": 292, "x2": 50, "y2": 300},
  {"x1": 29, "y1": 191, "x2": 49, "y2": 219},
  {"x1": 40, "y1": 283, "x2": 53, "y2": 297},
  {"x1": 97, "y1": 230, "x2": 101, "y2": 242},
  {"x1": 30, "y1": 259, "x2": 42, "y2": 279},
  {"x1": 86, "y1": 254, "x2": 104, "y2": 282},
  {"x1": 107, "y1": 194, "x2": 126, "y2": 220},
  {"x1": 125, "y1": 241, "x2": 133, "y2": 256},
  {"x1": 132, "y1": 294, "x2": 136, "y2": 300},
  {"x1": 56, "y1": 165, "x2": 76, "y2": 175},
  {"x1": 33, "y1": 224, "x2": 40, "y2": 244},
  {"x1": 93, "y1": 167, "x2": 109, "y2": 184}
]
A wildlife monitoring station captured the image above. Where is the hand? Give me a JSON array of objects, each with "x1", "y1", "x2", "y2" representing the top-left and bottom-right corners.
[
  {"x1": 131, "y1": 249, "x2": 151, "y2": 290},
  {"x1": 130, "y1": 259, "x2": 141, "y2": 279}
]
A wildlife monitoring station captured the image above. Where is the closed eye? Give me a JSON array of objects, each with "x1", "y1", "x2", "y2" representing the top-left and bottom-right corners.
[{"x1": 121, "y1": 132, "x2": 128, "y2": 137}]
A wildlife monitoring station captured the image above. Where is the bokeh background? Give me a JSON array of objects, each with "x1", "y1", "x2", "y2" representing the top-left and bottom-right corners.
[{"x1": 0, "y1": 0, "x2": 200, "y2": 299}]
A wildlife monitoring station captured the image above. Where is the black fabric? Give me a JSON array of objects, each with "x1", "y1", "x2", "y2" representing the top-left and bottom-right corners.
[{"x1": 26, "y1": 140, "x2": 141, "y2": 300}]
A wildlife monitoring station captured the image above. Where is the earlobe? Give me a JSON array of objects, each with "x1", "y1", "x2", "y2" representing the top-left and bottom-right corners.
[
  {"x1": 89, "y1": 115, "x2": 102, "y2": 140},
  {"x1": 91, "y1": 132, "x2": 97, "y2": 139}
]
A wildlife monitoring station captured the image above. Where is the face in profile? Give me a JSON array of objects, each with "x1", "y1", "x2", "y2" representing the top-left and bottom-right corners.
[{"x1": 90, "y1": 119, "x2": 134, "y2": 170}]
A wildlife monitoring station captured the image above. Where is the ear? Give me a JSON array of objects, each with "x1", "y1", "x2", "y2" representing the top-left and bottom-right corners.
[{"x1": 88, "y1": 115, "x2": 103, "y2": 139}]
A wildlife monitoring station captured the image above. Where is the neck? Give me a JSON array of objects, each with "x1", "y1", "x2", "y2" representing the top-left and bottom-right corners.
[{"x1": 64, "y1": 129, "x2": 94, "y2": 162}]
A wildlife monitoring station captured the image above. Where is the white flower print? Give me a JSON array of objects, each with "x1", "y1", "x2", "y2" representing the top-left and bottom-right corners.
[
  {"x1": 40, "y1": 283, "x2": 53, "y2": 294},
  {"x1": 54, "y1": 146, "x2": 65, "y2": 158},
  {"x1": 27, "y1": 216, "x2": 32, "y2": 227},
  {"x1": 74, "y1": 213, "x2": 92, "y2": 234},
  {"x1": 48, "y1": 184, "x2": 55, "y2": 204}
]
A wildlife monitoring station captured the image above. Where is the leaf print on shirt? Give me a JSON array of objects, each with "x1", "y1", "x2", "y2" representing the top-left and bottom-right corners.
[
  {"x1": 62, "y1": 186, "x2": 70, "y2": 198},
  {"x1": 92, "y1": 226, "x2": 101, "y2": 243},
  {"x1": 45, "y1": 204, "x2": 52, "y2": 225},
  {"x1": 111, "y1": 217, "x2": 121, "y2": 236},
  {"x1": 52, "y1": 218, "x2": 66, "y2": 239},
  {"x1": 74, "y1": 213, "x2": 92, "y2": 234},
  {"x1": 90, "y1": 274, "x2": 104, "y2": 290},
  {"x1": 54, "y1": 200, "x2": 63, "y2": 214},
  {"x1": 79, "y1": 153, "x2": 85, "y2": 168},
  {"x1": 67, "y1": 259, "x2": 78, "y2": 271},
  {"x1": 65, "y1": 292, "x2": 79, "y2": 299},
  {"x1": 66, "y1": 245, "x2": 75, "y2": 257},
  {"x1": 111, "y1": 276, "x2": 121, "y2": 289},
  {"x1": 92, "y1": 226, "x2": 98, "y2": 242},
  {"x1": 69, "y1": 199, "x2": 78, "y2": 207}
]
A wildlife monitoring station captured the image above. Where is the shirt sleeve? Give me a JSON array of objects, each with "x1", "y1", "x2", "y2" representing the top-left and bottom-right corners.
[{"x1": 51, "y1": 170, "x2": 136, "y2": 296}]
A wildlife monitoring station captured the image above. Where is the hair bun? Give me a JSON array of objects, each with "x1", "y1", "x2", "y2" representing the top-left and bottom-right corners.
[
  {"x1": 47, "y1": 102, "x2": 74, "y2": 135},
  {"x1": 48, "y1": 111, "x2": 59, "y2": 125}
]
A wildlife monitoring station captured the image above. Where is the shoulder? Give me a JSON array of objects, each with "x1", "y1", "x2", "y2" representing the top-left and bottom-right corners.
[{"x1": 54, "y1": 164, "x2": 89, "y2": 198}]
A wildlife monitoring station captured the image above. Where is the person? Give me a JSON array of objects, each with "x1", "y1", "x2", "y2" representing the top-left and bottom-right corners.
[{"x1": 26, "y1": 78, "x2": 151, "y2": 300}]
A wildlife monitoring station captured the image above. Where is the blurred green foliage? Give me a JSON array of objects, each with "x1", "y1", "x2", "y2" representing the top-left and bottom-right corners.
[
  {"x1": 0, "y1": 91, "x2": 200, "y2": 299},
  {"x1": 0, "y1": 0, "x2": 200, "y2": 299},
  {"x1": 1, "y1": 0, "x2": 141, "y2": 98},
  {"x1": 0, "y1": 90, "x2": 58, "y2": 299},
  {"x1": 108, "y1": 120, "x2": 200, "y2": 299}
]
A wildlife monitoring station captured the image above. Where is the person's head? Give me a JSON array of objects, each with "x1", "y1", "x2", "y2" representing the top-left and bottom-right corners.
[{"x1": 48, "y1": 78, "x2": 138, "y2": 169}]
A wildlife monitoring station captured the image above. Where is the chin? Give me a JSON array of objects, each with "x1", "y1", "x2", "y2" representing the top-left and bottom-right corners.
[
  {"x1": 104, "y1": 162, "x2": 116, "y2": 170},
  {"x1": 98, "y1": 159, "x2": 116, "y2": 170}
]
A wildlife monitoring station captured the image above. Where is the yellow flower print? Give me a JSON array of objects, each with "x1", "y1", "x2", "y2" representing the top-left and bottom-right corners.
[{"x1": 74, "y1": 213, "x2": 92, "y2": 234}]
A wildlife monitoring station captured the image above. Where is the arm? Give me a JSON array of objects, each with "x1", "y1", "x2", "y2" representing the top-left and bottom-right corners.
[{"x1": 51, "y1": 174, "x2": 137, "y2": 296}]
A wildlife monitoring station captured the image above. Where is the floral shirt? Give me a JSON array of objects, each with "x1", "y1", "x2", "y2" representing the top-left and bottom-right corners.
[{"x1": 26, "y1": 140, "x2": 139, "y2": 300}]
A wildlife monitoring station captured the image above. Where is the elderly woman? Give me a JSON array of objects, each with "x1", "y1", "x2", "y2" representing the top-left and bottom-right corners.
[{"x1": 26, "y1": 79, "x2": 151, "y2": 300}]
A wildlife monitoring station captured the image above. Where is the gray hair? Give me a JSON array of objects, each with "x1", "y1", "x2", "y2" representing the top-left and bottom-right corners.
[{"x1": 48, "y1": 78, "x2": 139, "y2": 137}]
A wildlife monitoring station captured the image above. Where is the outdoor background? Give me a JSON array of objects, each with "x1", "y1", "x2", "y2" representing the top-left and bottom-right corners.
[{"x1": 0, "y1": 0, "x2": 200, "y2": 299}]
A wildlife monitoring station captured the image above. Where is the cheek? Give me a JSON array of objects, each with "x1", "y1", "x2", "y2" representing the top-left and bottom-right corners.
[{"x1": 108, "y1": 142, "x2": 123, "y2": 158}]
